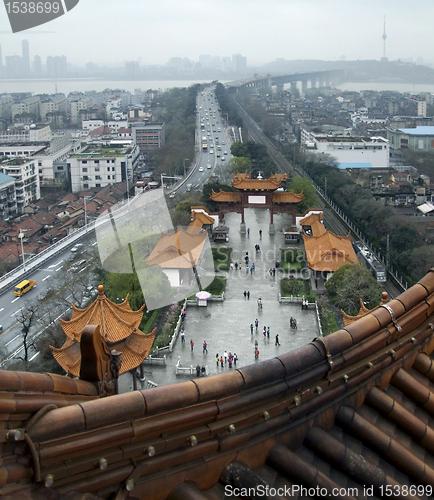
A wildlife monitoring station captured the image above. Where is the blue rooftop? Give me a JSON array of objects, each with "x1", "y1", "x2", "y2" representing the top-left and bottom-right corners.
[
  {"x1": 397, "y1": 126, "x2": 434, "y2": 136},
  {"x1": 0, "y1": 172, "x2": 14, "y2": 185}
]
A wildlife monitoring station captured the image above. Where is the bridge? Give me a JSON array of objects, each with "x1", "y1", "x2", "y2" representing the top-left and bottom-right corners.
[{"x1": 226, "y1": 69, "x2": 346, "y2": 93}]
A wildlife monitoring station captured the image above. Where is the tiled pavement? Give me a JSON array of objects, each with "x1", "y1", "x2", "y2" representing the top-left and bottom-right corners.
[{"x1": 119, "y1": 208, "x2": 322, "y2": 392}]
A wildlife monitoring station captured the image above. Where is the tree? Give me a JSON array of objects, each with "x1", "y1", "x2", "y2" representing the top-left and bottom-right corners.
[
  {"x1": 229, "y1": 157, "x2": 251, "y2": 173},
  {"x1": 287, "y1": 176, "x2": 318, "y2": 213},
  {"x1": 325, "y1": 263, "x2": 382, "y2": 316},
  {"x1": 15, "y1": 301, "x2": 40, "y2": 370}
]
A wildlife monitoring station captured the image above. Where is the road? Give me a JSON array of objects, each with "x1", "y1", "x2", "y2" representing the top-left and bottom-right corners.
[{"x1": 174, "y1": 88, "x2": 233, "y2": 195}]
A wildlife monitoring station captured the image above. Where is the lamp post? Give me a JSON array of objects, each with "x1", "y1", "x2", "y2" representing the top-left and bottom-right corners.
[
  {"x1": 18, "y1": 229, "x2": 28, "y2": 271},
  {"x1": 183, "y1": 158, "x2": 189, "y2": 177},
  {"x1": 84, "y1": 196, "x2": 89, "y2": 232}
]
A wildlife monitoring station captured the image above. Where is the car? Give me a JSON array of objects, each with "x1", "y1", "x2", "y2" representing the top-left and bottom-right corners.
[
  {"x1": 224, "y1": 151, "x2": 228, "y2": 155},
  {"x1": 198, "y1": 166, "x2": 204, "y2": 172},
  {"x1": 222, "y1": 141, "x2": 225, "y2": 145},
  {"x1": 209, "y1": 149, "x2": 214, "y2": 154},
  {"x1": 221, "y1": 156, "x2": 225, "y2": 161},
  {"x1": 71, "y1": 243, "x2": 83, "y2": 252},
  {"x1": 207, "y1": 164, "x2": 212, "y2": 169},
  {"x1": 217, "y1": 153, "x2": 220, "y2": 157}
]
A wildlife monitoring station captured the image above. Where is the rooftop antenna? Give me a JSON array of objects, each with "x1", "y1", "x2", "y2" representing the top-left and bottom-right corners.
[{"x1": 381, "y1": 16, "x2": 388, "y2": 61}]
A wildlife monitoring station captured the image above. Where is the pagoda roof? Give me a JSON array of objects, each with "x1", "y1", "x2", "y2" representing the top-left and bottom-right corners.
[
  {"x1": 147, "y1": 227, "x2": 208, "y2": 269},
  {"x1": 272, "y1": 191, "x2": 304, "y2": 203},
  {"x1": 190, "y1": 210, "x2": 214, "y2": 225},
  {"x1": 51, "y1": 285, "x2": 155, "y2": 376},
  {"x1": 304, "y1": 231, "x2": 358, "y2": 272},
  {"x1": 209, "y1": 189, "x2": 242, "y2": 203},
  {"x1": 58, "y1": 286, "x2": 144, "y2": 343},
  {"x1": 231, "y1": 173, "x2": 288, "y2": 191}
]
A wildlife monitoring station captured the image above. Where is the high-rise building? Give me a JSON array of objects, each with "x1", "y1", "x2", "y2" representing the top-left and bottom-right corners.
[
  {"x1": 46, "y1": 55, "x2": 67, "y2": 77},
  {"x1": 33, "y1": 55, "x2": 42, "y2": 76},
  {"x1": 22, "y1": 40, "x2": 30, "y2": 76},
  {"x1": 232, "y1": 53, "x2": 247, "y2": 73}
]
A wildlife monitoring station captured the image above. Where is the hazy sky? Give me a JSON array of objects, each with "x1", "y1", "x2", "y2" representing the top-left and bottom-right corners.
[{"x1": 0, "y1": 0, "x2": 433, "y2": 67}]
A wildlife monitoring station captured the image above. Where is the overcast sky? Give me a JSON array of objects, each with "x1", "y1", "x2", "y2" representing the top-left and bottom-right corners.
[{"x1": 0, "y1": 0, "x2": 433, "y2": 67}]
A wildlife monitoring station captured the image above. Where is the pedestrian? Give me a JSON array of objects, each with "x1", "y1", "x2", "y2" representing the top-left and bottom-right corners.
[
  {"x1": 247, "y1": 228, "x2": 250, "y2": 236},
  {"x1": 203, "y1": 340, "x2": 208, "y2": 354},
  {"x1": 257, "y1": 298, "x2": 262, "y2": 309},
  {"x1": 247, "y1": 290, "x2": 250, "y2": 300},
  {"x1": 239, "y1": 263, "x2": 242, "y2": 271},
  {"x1": 233, "y1": 353, "x2": 238, "y2": 366},
  {"x1": 190, "y1": 339, "x2": 194, "y2": 351},
  {"x1": 216, "y1": 353, "x2": 219, "y2": 366},
  {"x1": 263, "y1": 326, "x2": 266, "y2": 337},
  {"x1": 293, "y1": 318, "x2": 297, "y2": 330},
  {"x1": 246, "y1": 265, "x2": 249, "y2": 274},
  {"x1": 255, "y1": 340, "x2": 258, "y2": 348},
  {"x1": 196, "y1": 364, "x2": 201, "y2": 377},
  {"x1": 259, "y1": 229, "x2": 262, "y2": 239},
  {"x1": 273, "y1": 268, "x2": 276, "y2": 277},
  {"x1": 201, "y1": 365, "x2": 206, "y2": 376},
  {"x1": 180, "y1": 330, "x2": 185, "y2": 343},
  {"x1": 255, "y1": 348, "x2": 259, "y2": 359},
  {"x1": 275, "y1": 334, "x2": 280, "y2": 346},
  {"x1": 290, "y1": 317, "x2": 294, "y2": 329},
  {"x1": 244, "y1": 290, "x2": 247, "y2": 299},
  {"x1": 224, "y1": 350, "x2": 228, "y2": 363},
  {"x1": 228, "y1": 355, "x2": 233, "y2": 368},
  {"x1": 250, "y1": 323, "x2": 254, "y2": 334},
  {"x1": 255, "y1": 318, "x2": 259, "y2": 330},
  {"x1": 235, "y1": 262, "x2": 238, "y2": 270},
  {"x1": 220, "y1": 356, "x2": 224, "y2": 368},
  {"x1": 251, "y1": 263, "x2": 255, "y2": 273},
  {"x1": 230, "y1": 262, "x2": 234, "y2": 271},
  {"x1": 250, "y1": 266, "x2": 253, "y2": 275},
  {"x1": 267, "y1": 326, "x2": 270, "y2": 338}
]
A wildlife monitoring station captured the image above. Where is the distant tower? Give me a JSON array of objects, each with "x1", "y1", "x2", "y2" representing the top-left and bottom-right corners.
[
  {"x1": 22, "y1": 39, "x2": 30, "y2": 75},
  {"x1": 381, "y1": 16, "x2": 388, "y2": 62}
]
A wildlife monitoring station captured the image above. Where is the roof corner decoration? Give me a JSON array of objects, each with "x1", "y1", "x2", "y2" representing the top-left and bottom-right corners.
[{"x1": 51, "y1": 284, "x2": 155, "y2": 379}]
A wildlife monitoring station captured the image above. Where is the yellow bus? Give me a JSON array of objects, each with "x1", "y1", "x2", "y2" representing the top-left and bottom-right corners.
[
  {"x1": 202, "y1": 143, "x2": 208, "y2": 152},
  {"x1": 13, "y1": 280, "x2": 36, "y2": 297}
]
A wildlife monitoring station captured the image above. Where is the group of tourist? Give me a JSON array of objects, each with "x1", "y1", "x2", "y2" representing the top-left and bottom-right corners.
[
  {"x1": 290, "y1": 317, "x2": 297, "y2": 329},
  {"x1": 216, "y1": 351, "x2": 238, "y2": 368}
]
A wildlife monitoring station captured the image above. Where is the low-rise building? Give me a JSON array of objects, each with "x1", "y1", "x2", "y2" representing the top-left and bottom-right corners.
[{"x1": 387, "y1": 126, "x2": 434, "y2": 152}]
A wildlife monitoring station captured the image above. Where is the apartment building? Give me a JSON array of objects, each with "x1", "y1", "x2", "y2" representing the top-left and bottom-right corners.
[
  {"x1": 0, "y1": 123, "x2": 51, "y2": 143},
  {"x1": 82, "y1": 119, "x2": 128, "y2": 133},
  {"x1": 68, "y1": 143, "x2": 140, "y2": 193},
  {"x1": 70, "y1": 96, "x2": 92, "y2": 125},
  {"x1": 0, "y1": 158, "x2": 40, "y2": 214},
  {"x1": 387, "y1": 126, "x2": 434, "y2": 152},
  {"x1": 0, "y1": 172, "x2": 17, "y2": 220},
  {"x1": 11, "y1": 96, "x2": 41, "y2": 121},
  {"x1": 40, "y1": 94, "x2": 67, "y2": 120},
  {"x1": 131, "y1": 122, "x2": 165, "y2": 152}
]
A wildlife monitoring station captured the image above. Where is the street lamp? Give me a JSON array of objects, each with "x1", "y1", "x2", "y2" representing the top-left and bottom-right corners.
[
  {"x1": 183, "y1": 158, "x2": 190, "y2": 177},
  {"x1": 18, "y1": 228, "x2": 28, "y2": 271},
  {"x1": 84, "y1": 196, "x2": 89, "y2": 232}
]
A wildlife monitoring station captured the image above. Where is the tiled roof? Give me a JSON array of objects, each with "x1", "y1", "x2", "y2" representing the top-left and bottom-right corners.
[
  {"x1": 300, "y1": 212, "x2": 323, "y2": 225},
  {"x1": 59, "y1": 286, "x2": 144, "y2": 343},
  {"x1": 209, "y1": 189, "x2": 242, "y2": 203},
  {"x1": 2, "y1": 270, "x2": 434, "y2": 497},
  {"x1": 231, "y1": 173, "x2": 288, "y2": 191},
  {"x1": 304, "y1": 231, "x2": 358, "y2": 272},
  {"x1": 190, "y1": 210, "x2": 214, "y2": 225},
  {"x1": 52, "y1": 286, "x2": 154, "y2": 376},
  {"x1": 147, "y1": 227, "x2": 208, "y2": 269},
  {"x1": 272, "y1": 190, "x2": 304, "y2": 203}
]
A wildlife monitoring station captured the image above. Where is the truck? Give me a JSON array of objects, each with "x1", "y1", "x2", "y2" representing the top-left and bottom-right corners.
[{"x1": 13, "y1": 280, "x2": 37, "y2": 297}]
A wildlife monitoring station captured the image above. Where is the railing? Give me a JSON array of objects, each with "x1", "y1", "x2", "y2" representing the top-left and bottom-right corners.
[{"x1": 143, "y1": 355, "x2": 166, "y2": 365}]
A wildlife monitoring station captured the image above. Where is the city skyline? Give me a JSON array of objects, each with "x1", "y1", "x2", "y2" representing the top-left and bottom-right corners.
[{"x1": 0, "y1": 0, "x2": 433, "y2": 69}]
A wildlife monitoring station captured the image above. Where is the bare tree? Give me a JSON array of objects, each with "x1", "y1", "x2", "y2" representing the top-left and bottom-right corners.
[{"x1": 15, "y1": 301, "x2": 40, "y2": 371}]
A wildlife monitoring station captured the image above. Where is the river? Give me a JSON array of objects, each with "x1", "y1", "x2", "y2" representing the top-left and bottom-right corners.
[{"x1": 0, "y1": 78, "x2": 433, "y2": 96}]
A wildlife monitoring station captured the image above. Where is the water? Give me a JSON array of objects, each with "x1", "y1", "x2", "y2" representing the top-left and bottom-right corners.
[
  {"x1": 1, "y1": 78, "x2": 432, "y2": 96},
  {"x1": 0, "y1": 78, "x2": 225, "y2": 95}
]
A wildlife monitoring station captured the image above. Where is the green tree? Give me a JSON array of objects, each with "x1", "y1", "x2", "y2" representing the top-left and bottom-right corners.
[
  {"x1": 229, "y1": 156, "x2": 251, "y2": 173},
  {"x1": 287, "y1": 176, "x2": 318, "y2": 213},
  {"x1": 325, "y1": 263, "x2": 382, "y2": 316}
]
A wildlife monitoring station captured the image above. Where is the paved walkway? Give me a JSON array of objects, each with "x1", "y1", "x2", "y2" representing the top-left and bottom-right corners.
[{"x1": 119, "y1": 208, "x2": 322, "y2": 392}]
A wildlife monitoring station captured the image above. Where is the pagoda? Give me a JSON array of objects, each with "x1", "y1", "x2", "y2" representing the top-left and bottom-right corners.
[
  {"x1": 210, "y1": 173, "x2": 303, "y2": 234},
  {"x1": 51, "y1": 285, "x2": 155, "y2": 392}
]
